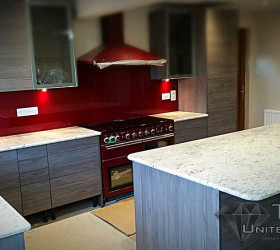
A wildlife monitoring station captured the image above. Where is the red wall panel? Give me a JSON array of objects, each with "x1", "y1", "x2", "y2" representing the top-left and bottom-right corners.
[{"x1": 0, "y1": 66, "x2": 178, "y2": 136}]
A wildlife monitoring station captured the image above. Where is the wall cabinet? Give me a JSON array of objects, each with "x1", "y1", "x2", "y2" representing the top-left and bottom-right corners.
[
  {"x1": 28, "y1": 2, "x2": 78, "y2": 89},
  {"x1": 174, "y1": 118, "x2": 207, "y2": 144},
  {"x1": 149, "y1": 5, "x2": 195, "y2": 79},
  {"x1": 0, "y1": 0, "x2": 33, "y2": 92},
  {"x1": 0, "y1": 1, "x2": 77, "y2": 92},
  {"x1": 0, "y1": 136, "x2": 102, "y2": 216}
]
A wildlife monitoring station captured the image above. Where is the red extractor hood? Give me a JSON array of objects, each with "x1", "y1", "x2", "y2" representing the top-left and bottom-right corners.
[{"x1": 77, "y1": 13, "x2": 166, "y2": 69}]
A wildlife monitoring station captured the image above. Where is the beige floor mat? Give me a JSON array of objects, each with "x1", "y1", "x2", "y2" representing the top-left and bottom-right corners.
[
  {"x1": 25, "y1": 212, "x2": 136, "y2": 250},
  {"x1": 91, "y1": 197, "x2": 135, "y2": 236},
  {"x1": 129, "y1": 234, "x2": 136, "y2": 241}
]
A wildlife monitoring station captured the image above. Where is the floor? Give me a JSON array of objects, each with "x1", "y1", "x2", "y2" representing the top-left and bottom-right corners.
[
  {"x1": 25, "y1": 213, "x2": 136, "y2": 250},
  {"x1": 24, "y1": 198, "x2": 136, "y2": 250}
]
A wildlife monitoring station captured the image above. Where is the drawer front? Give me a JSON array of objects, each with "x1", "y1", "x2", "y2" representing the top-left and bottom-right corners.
[
  {"x1": 0, "y1": 186, "x2": 22, "y2": 214},
  {"x1": 175, "y1": 118, "x2": 207, "y2": 144},
  {"x1": 19, "y1": 156, "x2": 49, "y2": 185},
  {"x1": 51, "y1": 170, "x2": 102, "y2": 208},
  {"x1": 47, "y1": 137, "x2": 99, "y2": 155},
  {"x1": 0, "y1": 150, "x2": 17, "y2": 163},
  {"x1": 21, "y1": 180, "x2": 51, "y2": 216},
  {"x1": 0, "y1": 161, "x2": 20, "y2": 189},
  {"x1": 48, "y1": 147, "x2": 101, "y2": 178},
  {"x1": 19, "y1": 156, "x2": 48, "y2": 173},
  {"x1": 17, "y1": 145, "x2": 47, "y2": 160},
  {"x1": 20, "y1": 167, "x2": 49, "y2": 185}
]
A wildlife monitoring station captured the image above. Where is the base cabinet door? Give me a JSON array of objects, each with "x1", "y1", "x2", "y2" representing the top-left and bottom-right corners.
[
  {"x1": 175, "y1": 118, "x2": 207, "y2": 144},
  {"x1": 21, "y1": 180, "x2": 52, "y2": 216},
  {"x1": 0, "y1": 186, "x2": 22, "y2": 214},
  {"x1": 0, "y1": 151, "x2": 22, "y2": 213},
  {"x1": 51, "y1": 170, "x2": 102, "y2": 208}
]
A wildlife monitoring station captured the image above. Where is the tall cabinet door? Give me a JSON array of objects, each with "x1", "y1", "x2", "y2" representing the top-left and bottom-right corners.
[
  {"x1": 28, "y1": 2, "x2": 78, "y2": 90},
  {"x1": 0, "y1": 0, "x2": 33, "y2": 92},
  {"x1": 206, "y1": 9, "x2": 238, "y2": 137}
]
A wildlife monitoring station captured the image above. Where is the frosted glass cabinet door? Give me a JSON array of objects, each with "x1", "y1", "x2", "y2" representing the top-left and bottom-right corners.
[{"x1": 28, "y1": 2, "x2": 77, "y2": 89}]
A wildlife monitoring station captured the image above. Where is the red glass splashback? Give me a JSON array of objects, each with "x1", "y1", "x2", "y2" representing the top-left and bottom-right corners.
[{"x1": 0, "y1": 66, "x2": 178, "y2": 137}]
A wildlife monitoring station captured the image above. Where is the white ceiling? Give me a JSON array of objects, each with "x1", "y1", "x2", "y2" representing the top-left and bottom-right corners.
[{"x1": 75, "y1": 0, "x2": 280, "y2": 18}]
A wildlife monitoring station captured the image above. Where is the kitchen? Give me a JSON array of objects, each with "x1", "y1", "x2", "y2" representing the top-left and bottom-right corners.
[{"x1": 1, "y1": 0, "x2": 280, "y2": 250}]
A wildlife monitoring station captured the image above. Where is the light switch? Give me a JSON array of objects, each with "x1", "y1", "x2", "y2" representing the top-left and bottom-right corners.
[
  {"x1": 162, "y1": 93, "x2": 171, "y2": 100},
  {"x1": 17, "y1": 107, "x2": 38, "y2": 117},
  {"x1": 170, "y1": 90, "x2": 176, "y2": 101}
]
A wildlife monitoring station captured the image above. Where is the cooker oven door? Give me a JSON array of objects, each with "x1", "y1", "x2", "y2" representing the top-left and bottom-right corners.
[
  {"x1": 101, "y1": 140, "x2": 144, "y2": 199},
  {"x1": 102, "y1": 156, "x2": 134, "y2": 199},
  {"x1": 143, "y1": 133, "x2": 174, "y2": 150}
]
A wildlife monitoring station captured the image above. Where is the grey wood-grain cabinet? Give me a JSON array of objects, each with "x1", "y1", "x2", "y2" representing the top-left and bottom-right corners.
[
  {"x1": 0, "y1": 151, "x2": 22, "y2": 214},
  {"x1": 149, "y1": 5, "x2": 195, "y2": 79},
  {"x1": 0, "y1": 0, "x2": 77, "y2": 92},
  {"x1": 206, "y1": 10, "x2": 238, "y2": 137},
  {"x1": 0, "y1": 0, "x2": 33, "y2": 92},
  {"x1": 0, "y1": 136, "x2": 102, "y2": 216},
  {"x1": 174, "y1": 118, "x2": 207, "y2": 144}
]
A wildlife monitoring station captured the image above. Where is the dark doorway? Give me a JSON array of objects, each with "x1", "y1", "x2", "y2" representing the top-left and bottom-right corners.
[{"x1": 237, "y1": 29, "x2": 247, "y2": 130}]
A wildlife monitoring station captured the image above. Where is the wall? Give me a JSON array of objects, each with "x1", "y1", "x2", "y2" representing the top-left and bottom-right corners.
[
  {"x1": 239, "y1": 10, "x2": 280, "y2": 128},
  {"x1": 0, "y1": 66, "x2": 178, "y2": 137},
  {"x1": 74, "y1": 6, "x2": 151, "y2": 58},
  {"x1": 73, "y1": 18, "x2": 102, "y2": 58}
]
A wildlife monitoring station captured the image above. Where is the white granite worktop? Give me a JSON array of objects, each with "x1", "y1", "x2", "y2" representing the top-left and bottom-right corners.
[
  {"x1": 129, "y1": 124, "x2": 280, "y2": 201},
  {"x1": 150, "y1": 111, "x2": 208, "y2": 122},
  {"x1": 0, "y1": 196, "x2": 31, "y2": 239},
  {"x1": 0, "y1": 126, "x2": 100, "y2": 152}
]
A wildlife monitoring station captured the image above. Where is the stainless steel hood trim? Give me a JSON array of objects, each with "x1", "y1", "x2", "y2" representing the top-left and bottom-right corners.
[{"x1": 93, "y1": 59, "x2": 167, "y2": 69}]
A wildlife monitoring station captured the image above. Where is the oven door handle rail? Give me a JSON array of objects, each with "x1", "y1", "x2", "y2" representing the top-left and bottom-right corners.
[
  {"x1": 105, "y1": 139, "x2": 143, "y2": 150},
  {"x1": 143, "y1": 133, "x2": 174, "y2": 142}
]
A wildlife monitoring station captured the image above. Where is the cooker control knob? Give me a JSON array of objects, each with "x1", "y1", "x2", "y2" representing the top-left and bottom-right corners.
[
  {"x1": 144, "y1": 130, "x2": 149, "y2": 136},
  {"x1": 104, "y1": 137, "x2": 109, "y2": 144},
  {"x1": 132, "y1": 132, "x2": 137, "y2": 138},
  {"x1": 151, "y1": 129, "x2": 156, "y2": 135},
  {"x1": 169, "y1": 126, "x2": 174, "y2": 132},
  {"x1": 116, "y1": 135, "x2": 120, "y2": 142},
  {"x1": 138, "y1": 131, "x2": 143, "y2": 137},
  {"x1": 109, "y1": 136, "x2": 116, "y2": 143},
  {"x1": 125, "y1": 133, "x2": 130, "y2": 140}
]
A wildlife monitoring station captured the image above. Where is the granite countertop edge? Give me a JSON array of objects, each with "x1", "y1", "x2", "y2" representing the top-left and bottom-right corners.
[
  {"x1": 0, "y1": 127, "x2": 101, "y2": 153},
  {"x1": 0, "y1": 196, "x2": 31, "y2": 240},
  {"x1": 128, "y1": 155, "x2": 269, "y2": 202}
]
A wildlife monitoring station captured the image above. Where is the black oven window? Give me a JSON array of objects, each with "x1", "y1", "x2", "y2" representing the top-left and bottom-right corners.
[
  {"x1": 109, "y1": 164, "x2": 133, "y2": 191},
  {"x1": 145, "y1": 140, "x2": 170, "y2": 150}
]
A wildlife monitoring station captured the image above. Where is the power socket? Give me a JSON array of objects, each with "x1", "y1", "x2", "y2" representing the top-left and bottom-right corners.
[
  {"x1": 170, "y1": 90, "x2": 176, "y2": 101},
  {"x1": 17, "y1": 107, "x2": 39, "y2": 117},
  {"x1": 162, "y1": 93, "x2": 171, "y2": 100}
]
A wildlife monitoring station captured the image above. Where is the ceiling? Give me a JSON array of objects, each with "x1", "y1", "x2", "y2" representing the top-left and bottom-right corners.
[{"x1": 75, "y1": 0, "x2": 280, "y2": 18}]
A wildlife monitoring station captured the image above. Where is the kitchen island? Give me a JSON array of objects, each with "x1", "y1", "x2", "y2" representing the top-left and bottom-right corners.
[
  {"x1": 0, "y1": 196, "x2": 30, "y2": 250},
  {"x1": 128, "y1": 124, "x2": 280, "y2": 250}
]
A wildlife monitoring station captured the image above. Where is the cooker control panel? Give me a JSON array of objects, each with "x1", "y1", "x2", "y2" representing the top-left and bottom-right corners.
[{"x1": 101, "y1": 121, "x2": 174, "y2": 145}]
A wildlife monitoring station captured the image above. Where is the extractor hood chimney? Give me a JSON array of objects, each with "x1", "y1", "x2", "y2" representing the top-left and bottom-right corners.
[{"x1": 78, "y1": 13, "x2": 166, "y2": 69}]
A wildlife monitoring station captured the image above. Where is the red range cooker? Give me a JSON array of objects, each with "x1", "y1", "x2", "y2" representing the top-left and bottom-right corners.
[{"x1": 84, "y1": 116, "x2": 174, "y2": 202}]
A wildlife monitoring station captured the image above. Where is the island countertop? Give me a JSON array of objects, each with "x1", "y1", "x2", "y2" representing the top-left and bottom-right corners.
[
  {"x1": 0, "y1": 196, "x2": 31, "y2": 239},
  {"x1": 0, "y1": 126, "x2": 101, "y2": 152},
  {"x1": 128, "y1": 124, "x2": 280, "y2": 201}
]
